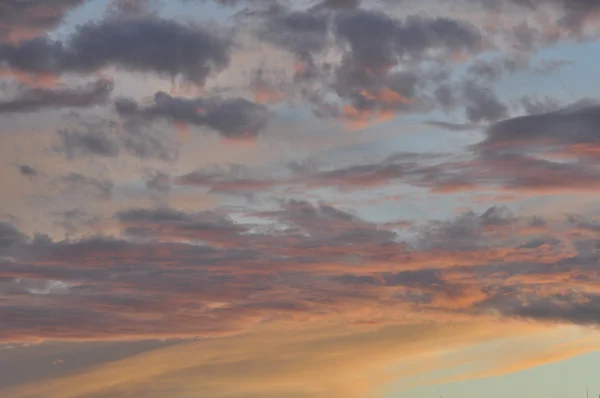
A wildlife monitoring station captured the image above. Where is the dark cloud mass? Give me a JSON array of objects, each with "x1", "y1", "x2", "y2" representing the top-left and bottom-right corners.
[
  {"x1": 18, "y1": 164, "x2": 37, "y2": 177},
  {"x1": 334, "y1": 11, "x2": 481, "y2": 68},
  {"x1": 0, "y1": 79, "x2": 113, "y2": 113},
  {"x1": 0, "y1": 17, "x2": 231, "y2": 85},
  {"x1": 481, "y1": 101, "x2": 600, "y2": 151},
  {"x1": 57, "y1": 124, "x2": 120, "y2": 159},
  {"x1": 0, "y1": 222, "x2": 27, "y2": 249},
  {"x1": 53, "y1": 116, "x2": 178, "y2": 161},
  {"x1": 116, "y1": 92, "x2": 269, "y2": 140}
]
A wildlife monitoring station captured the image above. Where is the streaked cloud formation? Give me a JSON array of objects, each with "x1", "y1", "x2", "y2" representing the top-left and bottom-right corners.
[
  {"x1": 8, "y1": 320, "x2": 596, "y2": 398},
  {"x1": 2, "y1": 0, "x2": 600, "y2": 397}
]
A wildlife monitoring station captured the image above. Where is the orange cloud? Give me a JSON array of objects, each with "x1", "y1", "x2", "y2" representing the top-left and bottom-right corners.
[
  {"x1": 0, "y1": 69, "x2": 60, "y2": 88},
  {"x1": 3, "y1": 318, "x2": 577, "y2": 398}
]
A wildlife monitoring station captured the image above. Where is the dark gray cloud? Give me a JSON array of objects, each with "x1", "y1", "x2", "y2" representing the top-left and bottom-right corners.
[
  {"x1": 116, "y1": 92, "x2": 269, "y2": 140},
  {"x1": 120, "y1": 121, "x2": 180, "y2": 161},
  {"x1": 56, "y1": 124, "x2": 120, "y2": 159},
  {"x1": 0, "y1": 222, "x2": 27, "y2": 250},
  {"x1": 312, "y1": 0, "x2": 361, "y2": 9},
  {"x1": 0, "y1": 79, "x2": 113, "y2": 113},
  {"x1": 334, "y1": 11, "x2": 481, "y2": 69},
  {"x1": 260, "y1": 7, "x2": 483, "y2": 121},
  {"x1": 333, "y1": 268, "x2": 461, "y2": 296},
  {"x1": 434, "y1": 84, "x2": 456, "y2": 111},
  {"x1": 0, "y1": 17, "x2": 231, "y2": 85},
  {"x1": 175, "y1": 152, "x2": 436, "y2": 194},
  {"x1": 55, "y1": 114, "x2": 179, "y2": 161},
  {"x1": 262, "y1": 10, "x2": 330, "y2": 55},
  {"x1": 415, "y1": 209, "x2": 499, "y2": 251},
  {"x1": 18, "y1": 164, "x2": 37, "y2": 177},
  {"x1": 462, "y1": 79, "x2": 508, "y2": 123},
  {"x1": 479, "y1": 289, "x2": 600, "y2": 326},
  {"x1": 116, "y1": 207, "x2": 247, "y2": 242},
  {"x1": 480, "y1": 100, "x2": 600, "y2": 151}
]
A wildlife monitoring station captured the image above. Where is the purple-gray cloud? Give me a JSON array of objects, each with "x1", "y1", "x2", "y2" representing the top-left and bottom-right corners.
[{"x1": 0, "y1": 16, "x2": 231, "y2": 85}]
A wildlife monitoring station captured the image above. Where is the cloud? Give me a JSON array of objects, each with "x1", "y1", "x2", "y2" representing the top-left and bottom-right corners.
[
  {"x1": 0, "y1": 0, "x2": 86, "y2": 42},
  {"x1": 333, "y1": 11, "x2": 482, "y2": 69},
  {"x1": 462, "y1": 79, "x2": 508, "y2": 123},
  {"x1": 0, "y1": 16, "x2": 231, "y2": 85},
  {"x1": 116, "y1": 207, "x2": 247, "y2": 244},
  {"x1": 262, "y1": 10, "x2": 330, "y2": 56},
  {"x1": 145, "y1": 170, "x2": 171, "y2": 194},
  {"x1": 175, "y1": 152, "x2": 438, "y2": 194},
  {"x1": 313, "y1": 0, "x2": 361, "y2": 9},
  {"x1": 480, "y1": 100, "x2": 600, "y2": 152},
  {"x1": 17, "y1": 164, "x2": 37, "y2": 177},
  {"x1": 0, "y1": 79, "x2": 113, "y2": 113},
  {"x1": 115, "y1": 92, "x2": 269, "y2": 140},
  {"x1": 54, "y1": 114, "x2": 179, "y2": 161},
  {"x1": 56, "y1": 125, "x2": 120, "y2": 159},
  {"x1": 55, "y1": 173, "x2": 114, "y2": 201},
  {"x1": 0, "y1": 222, "x2": 27, "y2": 249},
  {"x1": 483, "y1": 291, "x2": 600, "y2": 326},
  {"x1": 1, "y1": 319, "x2": 572, "y2": 398},
  {"x1": 173, "y1": 142, "x2": 600, "y2": 196},
  {"x1": 1, "y1": 200, "x2": 600, "y2": 344},
  {"x1": 258, "y1": 6, "x2": 487, "y2": 124}
]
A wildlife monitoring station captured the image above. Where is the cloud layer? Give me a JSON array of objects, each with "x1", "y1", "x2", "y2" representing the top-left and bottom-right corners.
[{"x1": 3, "y1": 0, "x2": 600, "y2": 397}]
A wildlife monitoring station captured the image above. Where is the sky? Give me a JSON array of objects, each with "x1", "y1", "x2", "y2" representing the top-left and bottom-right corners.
[{"x1": 1, "y1": 0, "x2": 600, "y2": 397}]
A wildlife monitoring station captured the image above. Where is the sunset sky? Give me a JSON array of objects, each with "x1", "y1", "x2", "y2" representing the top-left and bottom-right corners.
[{"x1": 2, "y1": 0, "x2": 600, "y2": 397}]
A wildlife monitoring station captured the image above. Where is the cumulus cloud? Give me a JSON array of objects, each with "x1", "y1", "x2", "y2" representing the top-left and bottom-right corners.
[
  {"x1": 0, "y1": 222, "x2": 27, "y2": 250},
  {"x1": 56, "y1": 125, "x2": 120, "y2": 159},
  {"x1": 175, "y1": 152, "x2": 438, "y2": 195},
  {"x1": 0, "y1": 17, "x2": 231, "y2": 85},
  {"x1": 0, "y1": 79, "x2": 113, "y2": 113},
  {"x1": 115, "y1": 92, "x2": 270, "y2": 140},
  {"x1": 54, "y1": 114, "x2": 179, "y2": 161},
  {"x1": 480, "y1": 100, "x2": 600, "y2": 151},
  {"x1": 17, "y1": 164, "x2": 37, "y2": 177},
  {"x1": 333, "y1": 10, "x2": 481, "y2": 68}
]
